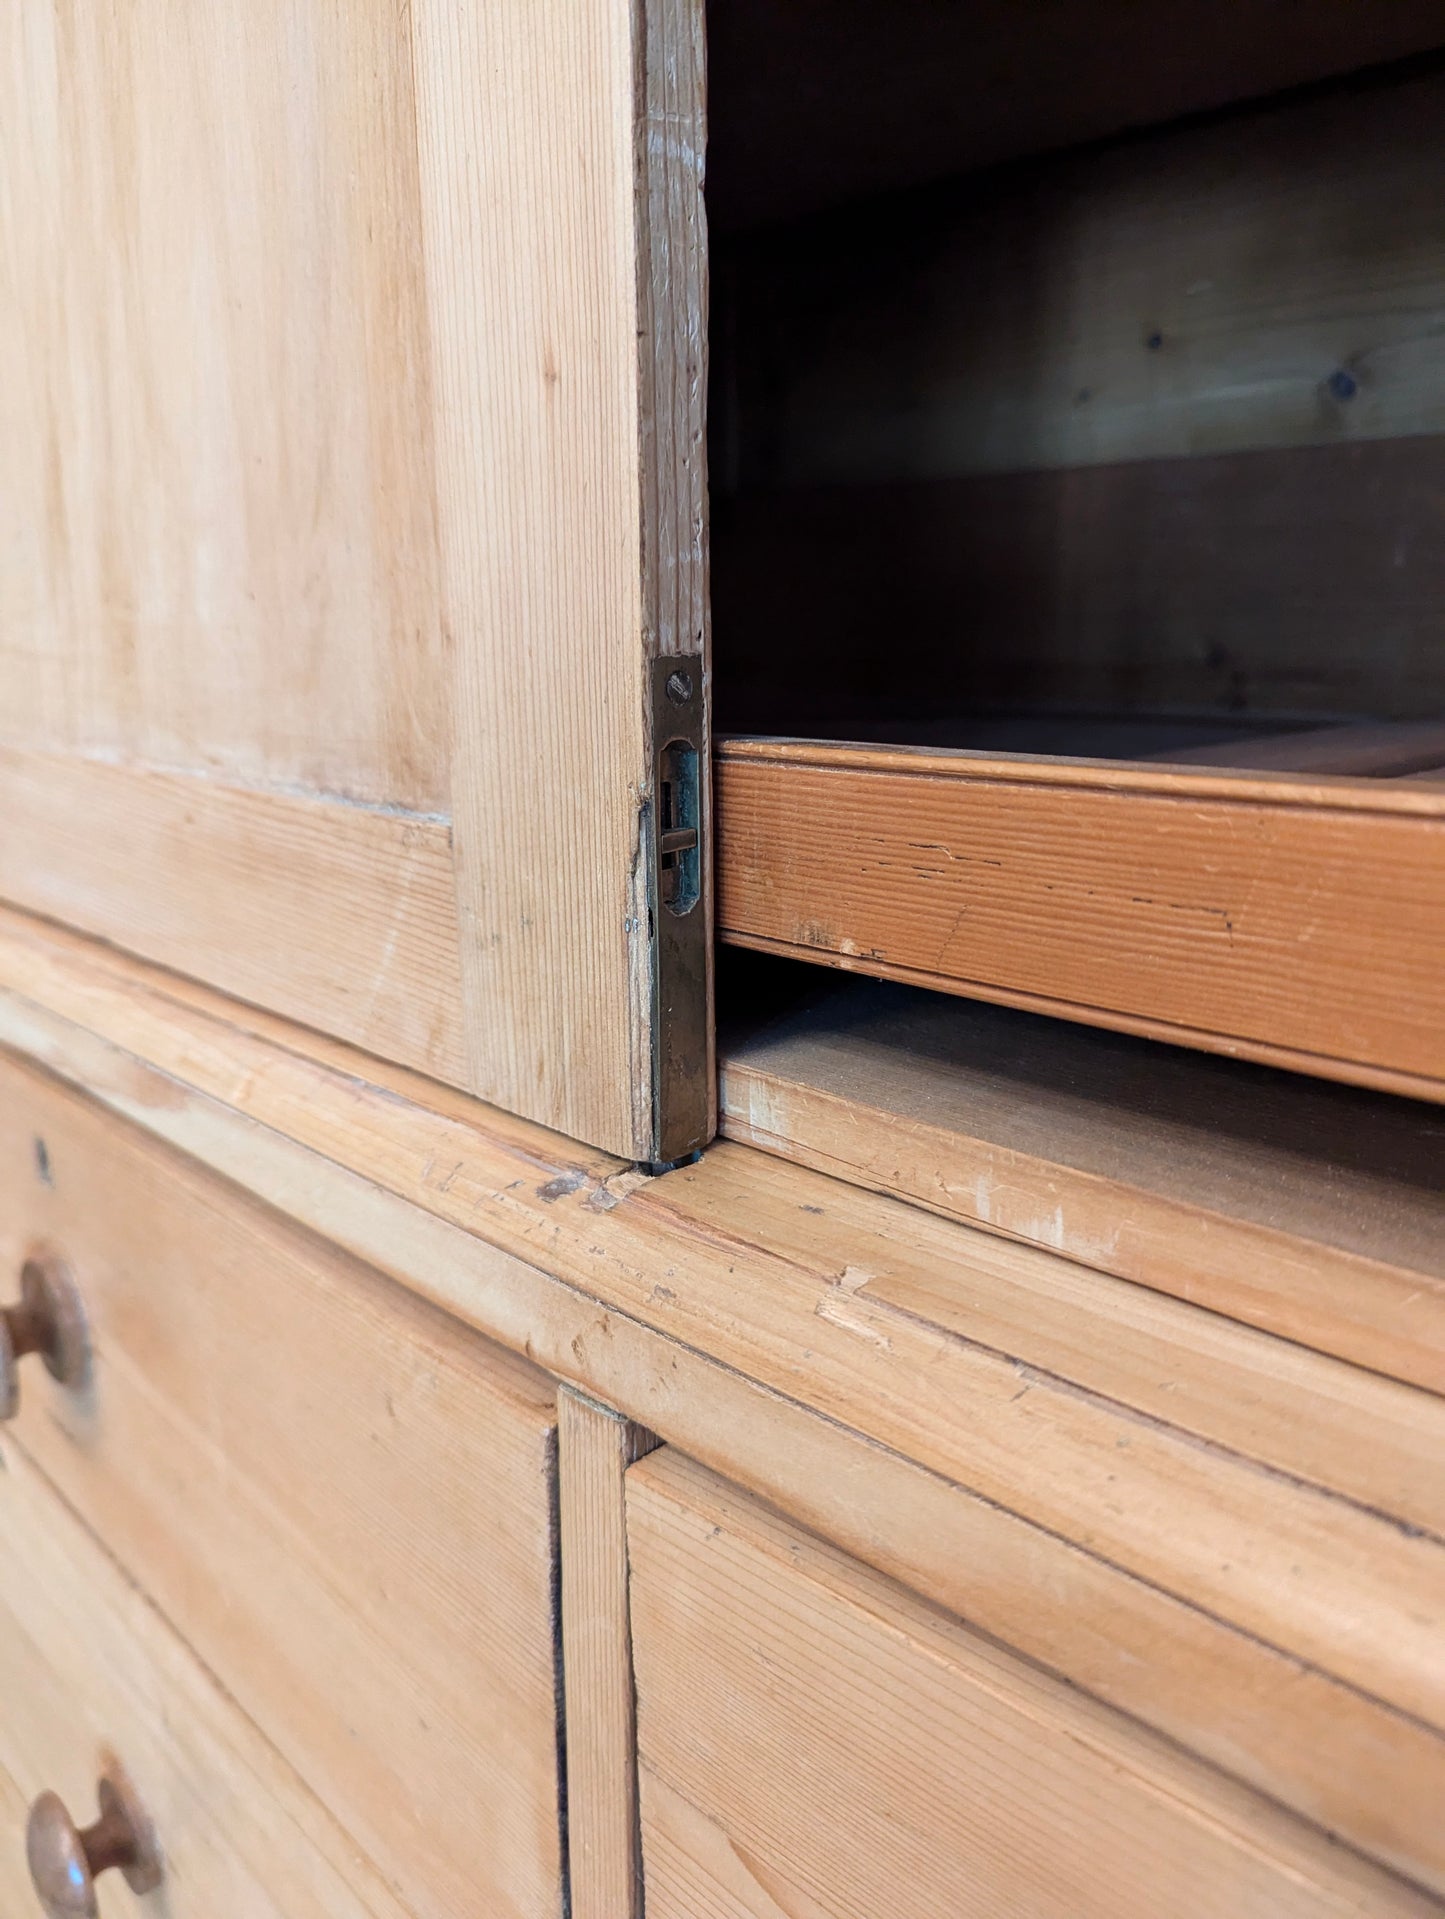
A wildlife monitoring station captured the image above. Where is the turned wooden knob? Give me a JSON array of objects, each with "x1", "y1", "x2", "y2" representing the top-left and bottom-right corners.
[
  {"x1": 0, "y1": 1253, "x2": 89, "y2": 1420},
  {"x1": 25, "y1": 1766, "x2": 162, "y2": 1918}
]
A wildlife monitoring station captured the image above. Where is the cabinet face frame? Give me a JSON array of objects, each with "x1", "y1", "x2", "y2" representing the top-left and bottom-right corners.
[{"x1": 0, "y1": 0, "x2": 711, "y2": 1162}]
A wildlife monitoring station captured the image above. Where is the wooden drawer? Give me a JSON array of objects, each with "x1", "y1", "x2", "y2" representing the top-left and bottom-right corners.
[
  {"x1": 0, "y1": 1050, "x2": 563, "y2": 1919},
  {"x1": 0, "y1": 1437, "x2": 408, "y2": 1918},
  {"x1": 627, "y1": 1449, "x2": 1438, "y2": 1919}
]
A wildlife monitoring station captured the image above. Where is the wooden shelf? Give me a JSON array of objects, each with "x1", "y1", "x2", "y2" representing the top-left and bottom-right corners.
[
  {"x1": 1153, "y1": 720, "x2": 1445, "y2": 776},
  {"x1": 716, "y1": 735, "x2": 1445, "y2": 1100},
  {"x1": 719, "y1": 962, "x2": 1445, "y2": 1390}
]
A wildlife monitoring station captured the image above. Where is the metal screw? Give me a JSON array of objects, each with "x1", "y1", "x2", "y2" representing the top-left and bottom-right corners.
[{"x1": 664, "y1": 668, "x2": 694, "y2": 705}]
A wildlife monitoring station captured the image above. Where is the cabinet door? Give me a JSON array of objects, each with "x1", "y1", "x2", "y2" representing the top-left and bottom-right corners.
[{"x1": 0, "y1": 0, "x2": 709, "y2": 1160}]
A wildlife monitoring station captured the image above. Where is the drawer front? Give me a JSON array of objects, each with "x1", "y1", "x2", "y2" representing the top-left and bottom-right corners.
[
  {"x1": 0, "y1": 1051, "x2": 563, "y2": 1919},
  {"x1": 0, "y1": 1437, "x2": 407, "y2": 1919},
  {"x1": 627, "y1": 1450, "x2": 1437, "y2": 1919}
]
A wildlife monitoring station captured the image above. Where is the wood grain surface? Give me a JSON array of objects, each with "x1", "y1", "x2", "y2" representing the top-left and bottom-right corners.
[
  {"x1": 719, "y1": 967, "x2": 1445, "y2": 1389},
  {"x1": 0, "y1": 0, "x2": 448, "y2": 809},
  {"x1": 0, "y1": 747, "x2": 467, "y2": 1083},
  {"x1": 713, "y1": 438, "x2": 1445, "y2": 732},
  {"x1": 559, "y1": 1391, "x2": 658, "y2": 1919},
  {"x1": 629, "y1": 1450, "x2": 1438, "y2": 1919},
  {"x1": 407, "y1": 0, "x2": 711, "y2": 1155},
  {"x1": 1161, "y1": 722, "x2": 1445, "y2": 774},
  {"x1": 713, "y1": 61, "x2": 1445, "y2": 734},
  {"x1": 716, "y1": 738, "x2": 1445, "y2": 1096},
  {"x1": 0, "y1": 1439, "x2": 411, "y2": 1919},
  {"x1": 721, "y1": 70, "x2": 1445, "y2": 484}
]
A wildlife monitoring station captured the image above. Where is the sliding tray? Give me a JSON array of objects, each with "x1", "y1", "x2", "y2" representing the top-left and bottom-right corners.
[{"x1": 716, "y1": 736, "x2": 1445, "y2": 1101}]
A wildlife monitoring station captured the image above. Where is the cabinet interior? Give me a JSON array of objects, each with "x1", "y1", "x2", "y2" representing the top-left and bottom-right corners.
[
  {"x1": 706, "y1": 2, "x2": 1445, "y2": 1109},
  {"x1": 710, "y1": 14, "x2": 1445, "y2": 756}
]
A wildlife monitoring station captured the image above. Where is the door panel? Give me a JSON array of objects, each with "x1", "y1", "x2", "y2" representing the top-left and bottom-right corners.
[
  {"x1": 0, "y1": 0, "x2": 710, "y2": 1158},
  {"x1": 0, "y1": 2, "x2": 446, "y2": 807}
]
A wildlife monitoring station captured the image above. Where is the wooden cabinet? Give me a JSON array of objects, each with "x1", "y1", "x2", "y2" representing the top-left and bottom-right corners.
[
  {"x1": 0, "y1": 0, "x2": 709, "y2": 1163},
  {"x1": 0, "y1": 1049, "x2": 565, "y2": 1919},
  {"x1": 2, "y1": 4, "x2": 1442, "y2": 1916}
]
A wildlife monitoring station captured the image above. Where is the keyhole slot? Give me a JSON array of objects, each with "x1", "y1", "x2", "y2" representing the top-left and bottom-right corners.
[{"x1": 657, "y1": 739, "x2": 701, "y2": 916}]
